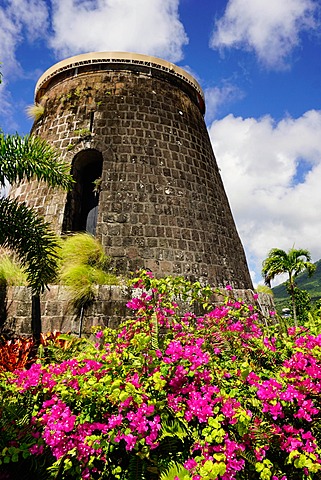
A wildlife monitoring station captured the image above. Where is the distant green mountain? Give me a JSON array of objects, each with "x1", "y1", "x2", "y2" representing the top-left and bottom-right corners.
[{"x1": 272, "y1": 259, "x2": 321, "y2": 311}]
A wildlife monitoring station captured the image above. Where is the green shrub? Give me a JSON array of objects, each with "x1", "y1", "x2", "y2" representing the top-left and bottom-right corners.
[{"x1": 1, "y1": 272, "x2": 321, "y2": 479}]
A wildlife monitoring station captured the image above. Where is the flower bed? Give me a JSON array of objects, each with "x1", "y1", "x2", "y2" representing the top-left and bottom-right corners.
[{"x1": 0, "y1": 271, "x2": 321, "y2": 479}]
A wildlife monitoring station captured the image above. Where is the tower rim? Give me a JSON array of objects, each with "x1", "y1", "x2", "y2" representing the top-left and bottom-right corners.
[{"x1": 35, "y1": 51, "x2": 204, "y2": 105}]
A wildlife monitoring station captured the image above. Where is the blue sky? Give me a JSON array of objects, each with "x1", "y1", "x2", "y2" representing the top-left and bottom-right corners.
[{"x1": 1, "y1": 0, "x2": 321, "y2": 286}]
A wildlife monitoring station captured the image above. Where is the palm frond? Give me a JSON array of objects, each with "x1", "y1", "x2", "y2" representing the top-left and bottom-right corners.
[
  {"x1": 0, "y1": 401, "x2": 28, "y2": 449},
  {"x1": 159, "y1": 460, "x2": 189, "y2": 480},
  {"x1": 159, "y1": 417, "x2": 190, "y2": 442},
  {"x1": 262, "y1": 247, "x2": 316, "y2": 285},
  {"x1": 128, "y1": 455, "x2": 147, "y2": 480},
  {"x1": 0, "y1": 133, "x2": 73, "y2": 190},
  {"x1": 0, "y1": 197, "x2": 59, "y2": 293}
]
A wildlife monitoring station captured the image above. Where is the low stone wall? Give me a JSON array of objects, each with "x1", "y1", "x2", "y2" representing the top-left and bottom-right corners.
[
  {"x1": 1, "y1": 284, "x2": 132, "y2": 337},
  {"x1": 0, "y1": 285, "x2": 275, "y2": 338}
]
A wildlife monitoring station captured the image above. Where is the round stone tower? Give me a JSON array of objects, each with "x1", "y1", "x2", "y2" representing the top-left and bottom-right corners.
[{"x1": 11, "y1": 52, "x2": 252, "y2": 288}]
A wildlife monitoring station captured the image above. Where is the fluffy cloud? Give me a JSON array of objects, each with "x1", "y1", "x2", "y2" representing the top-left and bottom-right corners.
[
  {"x1": 0, "y1": 0, "x2": 48, "y2": 75},
  {"x1": 204, "y1": 84, "x2": 244, "y2": 122},
  {"x1": 49, "y1": 0, "x2": 188, "y2": 62},
  {"x1": 208, "y1": 110, "x2": 321, "y2": 284},
  {"x1": 0, "y1": 83, "x2": 17, "y2": 130},
  {"x1": 210, "y1": 0, "x2": 318, "y2": 68},
  {"x1": 0, "y1": 0, "x2": 48, "y2": 129},
  {"x1": 0, "y1": 7, "x2": 22, "y2": 76}
]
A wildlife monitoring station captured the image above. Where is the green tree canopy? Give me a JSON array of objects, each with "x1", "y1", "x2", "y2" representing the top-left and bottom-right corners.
[
  {"x1": 262, "y1": 247, "x2": 316, "y2": 325},
  {"x1": 0, "y1": 133, "x2": 74, "y2": 294}
]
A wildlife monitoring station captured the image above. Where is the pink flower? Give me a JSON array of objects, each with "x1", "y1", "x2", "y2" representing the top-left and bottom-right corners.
[
  {"x1": 246, "y1": 371, "x2": 260, "y2": 384},
  {"x1": 29, "y1": 444, "x2": 44, "y2": 455},
  {"x1": 126, "y1": 297, "x2": 148, "y2": 311},
  {"x1": 263, "y1": 337, "x2": 277, "y2": 352},
  {"x1": 123, "y1": 434, "x2": 137, "y2": 451},
  {"x1": 208, "y1": 306, "x2": 229, "y2": 319},
  {"x1": 184, "y1": 458, "x2": 198, "y2": 470},
  {"x1": 221, "y1": 398, "x2": 240, "y2": 423},
  {"x1": 262, "y1": 401, "x2": 284, "y2": 420},
  {"x1": 256, "y1": 378, "x2": 283, "y2": 400}
]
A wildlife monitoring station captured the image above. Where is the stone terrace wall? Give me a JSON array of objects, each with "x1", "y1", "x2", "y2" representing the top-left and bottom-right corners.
[
  {"x1": 1, "y1": 285, "x2": 132, "y2": 337},
  {"x1": 0, "y1": 285, "x2": 274, "y2": 338}
]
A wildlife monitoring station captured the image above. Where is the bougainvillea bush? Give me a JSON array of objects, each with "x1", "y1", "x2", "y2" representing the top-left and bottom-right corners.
[{"x1": 1, "y1": 271, "x2": 321, "y2": 479}]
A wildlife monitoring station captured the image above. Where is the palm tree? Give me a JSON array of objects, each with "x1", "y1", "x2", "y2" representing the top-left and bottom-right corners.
[
  {"x1": 0, "y1": 132, "x2": 73, "y2": 342},
  {"x1": 262, "y1": 247, "x2": 316, "y2": 325}
]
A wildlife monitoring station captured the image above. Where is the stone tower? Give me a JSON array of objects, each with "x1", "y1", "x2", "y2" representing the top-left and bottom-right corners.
[{"x1": 11, "y1": 52, "x2": 252, "y2": 289}]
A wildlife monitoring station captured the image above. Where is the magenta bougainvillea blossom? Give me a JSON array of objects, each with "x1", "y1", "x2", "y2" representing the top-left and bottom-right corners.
[{"x1": 1, "y1": 271, "x2": 321, "y2": 479}]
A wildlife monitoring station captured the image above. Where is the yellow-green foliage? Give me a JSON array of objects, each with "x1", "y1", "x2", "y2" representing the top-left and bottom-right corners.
[
  {"x1": 0, "y1": 235, "x2": 119, "y2": 310},
  {"x1": 58, "y1": 233, "x2": 119, "y2": 310},
  {"x1": 59, "y1": 264, "x2": 118, "y2": 310},
  {"x1": 25, "y1": 103, "x2": 45, "y2": 121},
  {"x1": 0, "y1": 255, "x2": 27, "y2": 287},
  {"x1": 58, "y1": 233, "x2": 109, "y2": 269},
  {"x1": 256, "y1": 284, "x2": 274, "y2": 296}
]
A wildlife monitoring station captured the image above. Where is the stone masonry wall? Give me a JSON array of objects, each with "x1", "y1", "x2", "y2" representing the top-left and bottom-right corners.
[
  {"x1": 9, "y1": 61, "x2": 252, "y2": 289},
  {"x1": 1, "y1": 285, "x2": 132, "y2": 337},
  {"x1": 0, "y1": 285, "x2": 274, "y2": 338}
]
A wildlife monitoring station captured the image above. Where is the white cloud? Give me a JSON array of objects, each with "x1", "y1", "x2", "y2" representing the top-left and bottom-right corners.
[
  {"x1": 210, "y1": 0, "x2": 318, "y2": 68},
  {"x1": 0, "y1": 82, "x2": 18, "y2": 131},
  {"x1": 8, "y1": 0, "x2": 49, "y2": 42},
  {"x1": 204, "y1": 83, "x2": 244, "y2": 122},
  {"x1": 0, "y1": 8, "x2": 22, "y2": 76},
  {"x1": 208, "y1": 110, "x2": 321, "y2": 285},
  {"x1": 49, "y1": 0, "x2": 188, "y2": 62},
  {"x1": 0, "y1": 0, "x2": 48, "y2": 75},
  {"x1": 0, "y1": 0, "x2": 48, "y2": 130}
]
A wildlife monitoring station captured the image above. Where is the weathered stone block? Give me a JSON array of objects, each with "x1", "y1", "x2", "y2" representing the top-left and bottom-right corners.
[{"x1": 9, "y1": 52, "x2": 253, "y2": 293}]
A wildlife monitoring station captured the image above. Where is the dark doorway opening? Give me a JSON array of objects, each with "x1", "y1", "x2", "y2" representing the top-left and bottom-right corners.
[{"x1": 62, "y1": 149, "x2": 103, "y2": 235}]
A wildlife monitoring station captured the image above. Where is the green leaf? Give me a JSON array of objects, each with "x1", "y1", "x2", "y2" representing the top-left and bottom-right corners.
[
  {"x1": 0, "y1": 133, "x2": 73, "y2": 189},
  {"x1": 0, "y1": 197, "x2": 59, "y2": 293},
  {"x1": 159, "y1": 461, "x2": 190, "y2": 480}
]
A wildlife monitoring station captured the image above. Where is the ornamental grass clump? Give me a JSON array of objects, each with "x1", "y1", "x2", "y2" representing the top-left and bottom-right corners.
[
  {"x1": 0, "y1": 254, "x2": 27, "y2": 287},
  {"x1": 58, "y1": 233, "x2": 119, "y2": 310},
  {"x1": 25, "y1": 103, "x2": 45, "y2": 121},
  {"x1": 1, "y1": 271, "x2": 321, "y2": 479},
  {"x1": 58, "y1": 232, "x2": 109, "y2": 268}
]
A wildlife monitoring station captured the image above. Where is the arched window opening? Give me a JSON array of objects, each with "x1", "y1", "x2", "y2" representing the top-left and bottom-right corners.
[{"x1": 62, "y1": 149, "x2": 103, "y2": 235}]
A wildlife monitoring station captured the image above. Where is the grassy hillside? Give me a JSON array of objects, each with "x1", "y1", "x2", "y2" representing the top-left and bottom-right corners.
[{"x1": 272, "y1": 259, "x2": 321, "y2": 312}]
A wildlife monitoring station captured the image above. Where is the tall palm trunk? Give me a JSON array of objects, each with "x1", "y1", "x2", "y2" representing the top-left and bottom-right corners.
[
  {"x1": 31, "y1": 294, "x2": 41, "y2": 346},
  {"x1": 289, "y1": 278, "x2": 297, "y2": 327}
]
